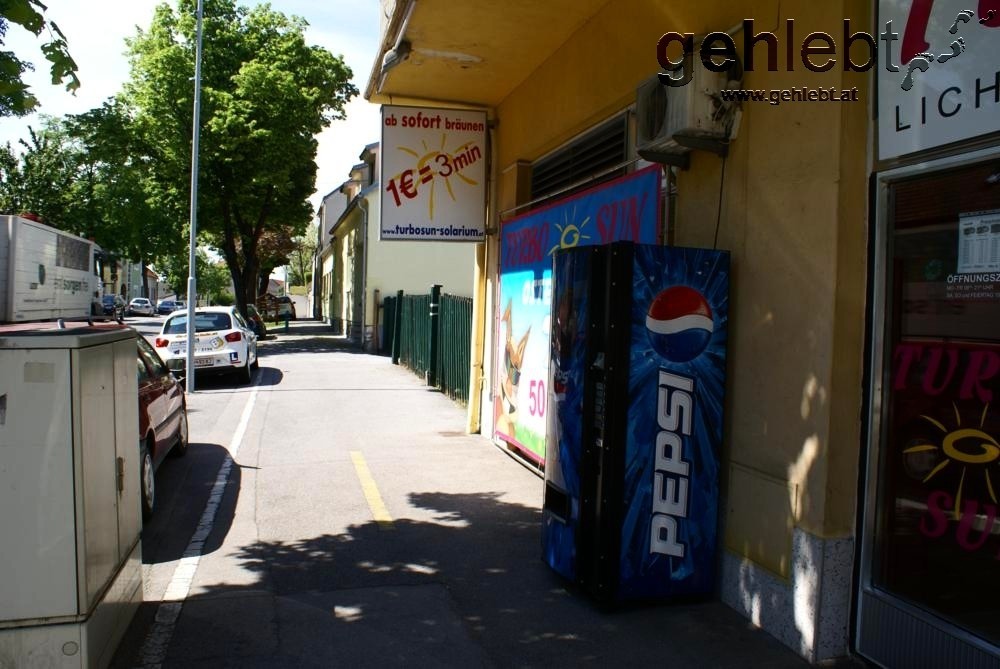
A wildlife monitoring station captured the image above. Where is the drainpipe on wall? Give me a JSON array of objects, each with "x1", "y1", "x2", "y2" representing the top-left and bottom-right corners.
[
  {"x1": 358, "y1": 197, "x2": 370, "y2": 351},
  {"x1": 466, "y1": 112, "x2": 496, "y2": 435},
  {"x1": 313, "y1": 207, "x2": 323, "y2": 319},
  {"x1": 467, "y1": 241, "x2": 487, "y2": 434}
]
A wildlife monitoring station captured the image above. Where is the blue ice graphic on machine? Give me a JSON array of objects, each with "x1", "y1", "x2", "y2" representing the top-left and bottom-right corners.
[{"x1": 542, "y1": 241, "x2": 729, "y2": 603}]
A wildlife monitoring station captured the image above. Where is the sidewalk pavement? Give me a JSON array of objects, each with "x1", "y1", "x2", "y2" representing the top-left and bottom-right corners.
[{"x1": 114, "y1": 318, "x2": 860, "y2": 668}]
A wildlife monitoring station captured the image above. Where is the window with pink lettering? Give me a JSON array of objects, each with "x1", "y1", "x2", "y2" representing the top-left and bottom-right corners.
[{"x1": 874, "y1": 160, "x2": 1000, "y2": 644}]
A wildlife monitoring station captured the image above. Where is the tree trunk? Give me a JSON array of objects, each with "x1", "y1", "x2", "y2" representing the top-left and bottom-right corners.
[
  {"x1": 296, "y1": 252, "x2": 306, "y2": 289},
  {"x1": 218, "y1": 187, "x2": 273, "y2": 317},
  {"x1": 220, "y1": 223, "x2": 247, "y2": 315},
  {"x1": 257, "y1": 271, "x2": 270, "y2": 300},
  {"x1": 242, "y1": 259, "x2": 258, "y2": 314}
]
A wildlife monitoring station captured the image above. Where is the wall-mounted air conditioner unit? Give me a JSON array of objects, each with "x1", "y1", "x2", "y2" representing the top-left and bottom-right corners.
[{"x1": 635, "y1": 57, "x2": 740, "y2": 168}]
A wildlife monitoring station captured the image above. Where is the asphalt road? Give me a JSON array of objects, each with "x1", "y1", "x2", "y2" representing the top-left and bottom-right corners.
[
  {"x1": 124, "y1": 313, "x2": 165, "y2": 335},
  {"x1": 106, "y1": 319, "x2": 817, "y2": 668}
]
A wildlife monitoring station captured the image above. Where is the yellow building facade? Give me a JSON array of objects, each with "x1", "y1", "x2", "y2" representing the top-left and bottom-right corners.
[{"x1": 368, "y1": 0, "x2": 1000, "y2": 665}]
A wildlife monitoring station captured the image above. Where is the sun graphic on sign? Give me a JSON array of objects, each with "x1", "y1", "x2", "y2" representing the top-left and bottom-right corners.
[
  {"x1": 548, "y1": 206, "x2": 592, "y2": 256},
  {"x1": 904, "y1": 403, "x2": 1000, "y2": 519},
  {"x1": 397, "y1": 134, "x2": 481, "y2": 220}
]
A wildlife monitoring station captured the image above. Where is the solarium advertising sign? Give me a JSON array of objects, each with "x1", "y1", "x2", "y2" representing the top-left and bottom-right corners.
[
  {"x1": 495, "y1": 166, "x2": 661, "y2": 462},
  {"x1": 380, "y1": 105, "x2": 487, "y2": 242}
]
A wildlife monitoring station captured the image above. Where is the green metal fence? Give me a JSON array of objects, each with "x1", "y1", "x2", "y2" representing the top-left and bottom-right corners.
[
  {"x1": 386, "y1": 291, "x2": 472, "y2": 405},
  {"x1": 400, "y1": 293, "x2": 432, "y2": 376},
  {"x1": 436, "y1": 294, "x2": 472, "y2": 403},
  {"x1": 380, "y1": 296, "x2": 396, "y2": 355}
]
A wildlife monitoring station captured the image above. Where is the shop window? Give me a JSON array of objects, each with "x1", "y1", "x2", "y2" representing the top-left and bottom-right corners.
[
  {"x1": 530, "y1": 115, "x2": 627, "y2": 201},
  {"x1": 874, "y1": 160, "x2": 1000, "y2": 644}
]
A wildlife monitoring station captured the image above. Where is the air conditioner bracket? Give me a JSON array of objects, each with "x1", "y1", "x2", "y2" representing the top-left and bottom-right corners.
[
  {"x1": 672, "y1": 132, "x2": 729, "y2": 158},
  {"x1": 636, "y1": 147, "x2": 690, "y2": 169}
]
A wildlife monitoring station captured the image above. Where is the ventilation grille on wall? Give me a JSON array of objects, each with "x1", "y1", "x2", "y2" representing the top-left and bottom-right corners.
[{"x1": 530, "y1": 115, "x2": 628, "y2": 200}]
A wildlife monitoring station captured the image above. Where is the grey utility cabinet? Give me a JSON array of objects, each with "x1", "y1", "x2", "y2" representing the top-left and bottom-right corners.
[{"x1": 0, "y1": 323, "x2": 143, "y2": 667}]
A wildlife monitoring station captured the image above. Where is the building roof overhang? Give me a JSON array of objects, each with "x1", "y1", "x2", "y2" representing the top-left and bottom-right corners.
[{"x1": 365, "y1": 0, "x2": 610, "y2": 108}]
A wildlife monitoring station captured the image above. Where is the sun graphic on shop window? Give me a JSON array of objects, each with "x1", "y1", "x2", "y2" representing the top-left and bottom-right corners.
[
  {"x1": 548, "y1": 207, "x2": 592, "y2": 256},
  {"x1": 904, "y1": 403, "x2": 1000, "y2": 519}
]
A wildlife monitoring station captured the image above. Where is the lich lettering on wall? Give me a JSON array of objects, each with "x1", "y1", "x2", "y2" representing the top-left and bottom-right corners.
[{"x1": 879, "y1": 0, "x2": 1000, "y2": 160}]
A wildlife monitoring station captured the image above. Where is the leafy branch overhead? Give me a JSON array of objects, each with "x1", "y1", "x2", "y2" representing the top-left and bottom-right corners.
[
  {"x1": 0, "y1": 108, "x2": 182, "y2": 272},
  {"x1": 0, "y1": 0, "x2": 80, "y2": 117},
  {"x1": 0, "y1": 0, "x2": 355, "y2": 313},
  {"x1": 157, "y1": 247, "x2": 229, "y2": 302},
  {"x1": 123, "y1": 0, "x2": 358, "y2": 314}
]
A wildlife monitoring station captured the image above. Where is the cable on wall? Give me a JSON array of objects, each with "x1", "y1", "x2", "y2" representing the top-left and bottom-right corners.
[{"x1": 713, "y1": 154, "x2": 728, "y2": 250}]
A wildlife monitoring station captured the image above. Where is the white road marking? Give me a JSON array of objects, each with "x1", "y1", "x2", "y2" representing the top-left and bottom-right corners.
[{"x1": 135, "y1": 377, "x2": 258, "y2": 668}]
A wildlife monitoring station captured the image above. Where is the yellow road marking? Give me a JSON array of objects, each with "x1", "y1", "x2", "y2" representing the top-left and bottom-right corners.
[{"x1": 350, "y1": 451, "x2": 394, "y2": 530}]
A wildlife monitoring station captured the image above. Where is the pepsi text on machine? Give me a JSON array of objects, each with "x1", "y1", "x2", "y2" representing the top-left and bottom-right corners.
[
  {"x1": 651, "y1": 371, "x2": 695, "y2": 557},
  {"x1": 645, "y1": 286, "x2": 715, "y2": 558}
]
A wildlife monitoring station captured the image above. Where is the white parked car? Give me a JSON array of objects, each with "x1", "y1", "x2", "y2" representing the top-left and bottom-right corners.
[
  {"x1": 127, "y1": 297, "x2": 155, "y2": 316},
  {"x1": 154, "y1": 306, "x2": 259, "y2": 383}
]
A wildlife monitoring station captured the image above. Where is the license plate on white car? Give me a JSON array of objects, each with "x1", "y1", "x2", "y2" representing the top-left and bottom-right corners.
[{"x1": 193, "y1": 357, "x2": 214, "y2": 368}]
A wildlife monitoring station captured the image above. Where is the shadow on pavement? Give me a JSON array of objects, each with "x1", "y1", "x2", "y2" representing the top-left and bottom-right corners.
[
  {"x1": 111, "y1": 490, "x2": 812, "y2": 668},
  {"x1": 257, "y1": 320, "x2": 374, "y2": 356},
  {"x1": 178, "y1": 365, "x2": 282, "y2": 390},
  {"x1": 139, "y1": 440, "x2": 239, "y2": 566}
]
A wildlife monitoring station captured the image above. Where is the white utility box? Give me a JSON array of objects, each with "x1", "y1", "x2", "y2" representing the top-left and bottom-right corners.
[{"x1": 0, "y1": 323, "x2": 143, "y2": 668}]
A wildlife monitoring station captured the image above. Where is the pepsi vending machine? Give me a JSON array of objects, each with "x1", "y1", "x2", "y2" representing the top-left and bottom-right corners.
[{"x1": 542, "y1": 241, "x2": 729, "y2": 603}]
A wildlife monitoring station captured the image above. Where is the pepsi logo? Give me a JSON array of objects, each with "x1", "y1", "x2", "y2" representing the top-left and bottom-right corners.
[{"x1": 645, "y1": 286, "x2": 713, "y2": 362}]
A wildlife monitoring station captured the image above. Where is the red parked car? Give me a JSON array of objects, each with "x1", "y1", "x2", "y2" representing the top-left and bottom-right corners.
[
  {"x1": 136, "y1": 335, "x2": 189, "y2": 519},
  {"x1": 245, "y1": 303, "x2": 268, "y2": 339}
]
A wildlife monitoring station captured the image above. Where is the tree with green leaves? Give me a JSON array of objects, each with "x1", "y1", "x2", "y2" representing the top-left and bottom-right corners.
[
  {"x1": 122, "y1": 0, "x2": 357, "y2": 314},
  {"x1": 63, "y1": 99, "x2": 185, "y2": 293},
  {"x1": 156, "y1": 246, "x2": 227, "y2": 303},
  {"x1": 0, "y1": 0, "x2": 79, "y2": 117},
  {"x1": 255, "y1": 225, "x2": 297, "y2": 296},
  {"x1": 195, "y1": 249, "x2": 230, "y2": 304},
  {"x1": 287, "y1": 231, "x2": 315, "y2": 286},
  {"x1": 0, "y1": 118, "x2": 79, "y2": 223},
  {"x1": 0, "y1": 104, "x2": 189, "y2": 297},
  {"x1": 153, "y1": 250, "x2": 188, "y2": 297}
]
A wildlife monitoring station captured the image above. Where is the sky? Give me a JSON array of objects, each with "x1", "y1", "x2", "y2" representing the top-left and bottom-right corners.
[{"x1": 0, "y1": 0, "x2": 383, "y2": 212}]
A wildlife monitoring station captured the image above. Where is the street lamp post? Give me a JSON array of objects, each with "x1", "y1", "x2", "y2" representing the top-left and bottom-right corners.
[{"x1": 185, "y1": 0, "x2": 204, "y2": 394}]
